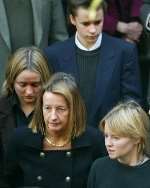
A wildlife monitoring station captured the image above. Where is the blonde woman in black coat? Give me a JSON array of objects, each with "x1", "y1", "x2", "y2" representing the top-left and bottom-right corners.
[{"x1": 4, "y1": 72, "x2": 106, "y2": 188}]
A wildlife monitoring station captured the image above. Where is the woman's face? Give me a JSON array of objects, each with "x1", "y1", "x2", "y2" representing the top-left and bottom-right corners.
[
  {"x1": 43, "y1": 92, "x2": 70, "y2": 135},
  {"x1": 104, "y1": 123, "x2": 139, "y2": 164},
  {"x1": 14, "y1": 70, "x2": 41, "y2": 106}
]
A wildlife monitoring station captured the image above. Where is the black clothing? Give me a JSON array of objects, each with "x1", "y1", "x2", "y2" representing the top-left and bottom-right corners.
[
  {"x1": 0, "y1": 95, "x2": 33, "y2": 187},
  {"x1": 4, "y1": 127, "x2": 106, "y2": 188},
  {"x1": 88, "y1": 156, "x2": 150, "y2": 188},
  {"x1": 76, "y1": 47, "x2": 100, "y2": 124},
  {"x1": 11, "y1": 94, "x2": 33, "y2": 127}
]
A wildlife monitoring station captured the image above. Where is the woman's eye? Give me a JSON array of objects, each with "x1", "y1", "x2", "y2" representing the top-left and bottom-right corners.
[
  {"x1": 113, "y1": 136, "x2": 120, "y2": 140},
  {"x1": 43, "y1": 106, "x2": 50, "y2": 110},
  {"x1": 19, "y1": 83, "x2": 26, "y2": 87},
  {"x1": 57, "y1": 108, "x2": 66, "y2": 112}
]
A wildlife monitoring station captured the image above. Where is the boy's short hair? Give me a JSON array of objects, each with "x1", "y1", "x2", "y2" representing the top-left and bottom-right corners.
[{"x1": 68, "y1": 0, "x2": 107, "y2": 16}]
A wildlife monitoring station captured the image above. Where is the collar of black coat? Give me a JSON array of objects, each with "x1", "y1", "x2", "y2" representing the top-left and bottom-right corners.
[{"x1": 14, "y1": 127, "x2": 92, "y2": 150}]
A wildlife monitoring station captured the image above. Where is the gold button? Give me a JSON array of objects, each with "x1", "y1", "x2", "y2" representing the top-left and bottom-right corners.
[
  {"x1": 37, "y1": 175, "x2": 42, "y2": 181},
  {"x1": 65, "y1": 176, "x2": 71, "y2": 182},
  {"x1": 66, "y1": 151, "x2": 71, "y2": 157},
  {"x1": 40, "y1": 152, "x2": 45, "y2": 158}
]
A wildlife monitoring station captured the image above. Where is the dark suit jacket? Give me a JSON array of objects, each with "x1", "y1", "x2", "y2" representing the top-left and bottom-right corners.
[
  {"x1": 44, "y1": 33, "x2": 143, "y2": 127},
  {"x1": 4, "y1": 126, "x2": 106, "y2": 188},
  {"x1": 0, "y1": 0, "x2": 68, "y2": 86}
]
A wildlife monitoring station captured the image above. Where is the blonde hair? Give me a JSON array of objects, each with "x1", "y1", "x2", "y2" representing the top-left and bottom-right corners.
[
  {"x1": 100, "y1": 101, "x2": 150, "y2": 156},
  {"x1": 2, "y1": 46, "x2": 52, "y2": 95},
  {"x1": 30, "y1": 72, "x2": 86, "y2": 138}
]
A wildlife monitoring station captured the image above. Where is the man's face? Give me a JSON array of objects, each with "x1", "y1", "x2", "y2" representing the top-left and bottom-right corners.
[{"x1": 70, "y1": 7, "x2": 104, "y2": 48}]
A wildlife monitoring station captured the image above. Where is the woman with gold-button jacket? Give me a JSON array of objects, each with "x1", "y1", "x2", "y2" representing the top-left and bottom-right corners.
[{"x1": 4, "y1": 73, "x2": 106, "y2": 188}]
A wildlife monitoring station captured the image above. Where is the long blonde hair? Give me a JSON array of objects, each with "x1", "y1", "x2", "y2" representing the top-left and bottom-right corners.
[{"x1": 30, "y1": 72, "x2": 86, "y2": 138}]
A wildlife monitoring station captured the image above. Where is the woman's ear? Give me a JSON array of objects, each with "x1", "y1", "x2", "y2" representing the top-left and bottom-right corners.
[{"x1": 134, "y1": 138, "x2": 141, "y2": 145}]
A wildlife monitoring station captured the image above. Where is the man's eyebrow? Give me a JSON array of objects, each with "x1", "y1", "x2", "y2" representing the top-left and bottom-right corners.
[{"x1": 81, "y1": 19, "x2": 101, "y2": 23}]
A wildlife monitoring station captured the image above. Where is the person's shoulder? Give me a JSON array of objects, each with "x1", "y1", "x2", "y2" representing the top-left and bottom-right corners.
[
  {"x1": 45, "y1": 36, "x2": 75, "y2": 52},
  {"x1": 94, "y1": 156, "x2": 109, "y2": 163},
  {"x1": 85, "y1": 126, "x2": 104, "y2": 139},
  {"x1": 91, "y1": 156, "x2": 110, "y2": 169},
  {"x1": 74, "y1": 127, "x2": 100, "y2": 145},
  {"x1": 0, "y1": 95, "x2": 12, "y2": 113},
  {"x1": 0, "y1": 95, "x2": 10, "y2": 104},
  {"x1": 9, "y1": 127, "x2": 42, "y2": 151},
  {"x1": 6, "y1": 127, "x2": 31, "y2": 147},
  {"x1": 83, "y1": 127, "x2": 105, "y2": 146},
  {"x1": 13, "y1": 127, "x2": 33, "y2": 141},
  {"x1": 102, "y1": 32, "x2": 136, "y2": 49}
]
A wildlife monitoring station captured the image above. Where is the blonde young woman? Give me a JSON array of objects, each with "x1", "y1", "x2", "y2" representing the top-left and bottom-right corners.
[
  {"x1": 88, "y1": 101, "x2": 150, "y2": 188},
  {"x1": 4, "y1": 72, "x2": 106, "y2": 188},
  {"x1": 0, "y1": 46, "x2": 52, "y2": 187}
]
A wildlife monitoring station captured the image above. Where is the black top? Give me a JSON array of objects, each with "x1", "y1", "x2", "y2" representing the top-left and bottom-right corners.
[
  {"x1": 88, "y1": 156, "x2": 150, "y2": 188},
  {"x1": 4, "y1": 126, "x2": 106, "y2": 188},
  {"x1": 11, "y1": 94, "x2": 33, "y2": 127},
  {"x1": 76, "y1": 47, "x2": 100, "y2": 126}
]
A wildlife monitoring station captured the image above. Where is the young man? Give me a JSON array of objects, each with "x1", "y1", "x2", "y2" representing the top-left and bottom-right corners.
[{"x1": 44, "y1": 0, "x2": 143, "y2": 127}]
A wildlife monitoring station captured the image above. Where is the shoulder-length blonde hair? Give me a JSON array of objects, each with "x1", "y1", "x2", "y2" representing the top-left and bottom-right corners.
[
  {"x1": 100, "y1": 101, "x2": 150, "y2": 156},
  {"x1": 2, "y1": 46, "x2": 52, "y2": 95},
  {"x1": 30, "y1": 72, "x2": 86, "y2": 138}
]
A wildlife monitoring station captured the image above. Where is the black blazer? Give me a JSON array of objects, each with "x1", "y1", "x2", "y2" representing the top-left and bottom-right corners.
[{"x1": 4, "y1": 126, "x2": 106, "y2": 188}]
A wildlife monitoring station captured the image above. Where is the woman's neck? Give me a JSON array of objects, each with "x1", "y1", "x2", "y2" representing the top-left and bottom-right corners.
[
  {"x1": 21, "y1": 103, "x2": 34, "y2": 117},
  {"x1": 118, "y1": 153, "x2": 146, "y2": 166},
  {"x1": 47, "y1": 131, "x2": 70, "y2": 143},
  {"x1": 45, "y1": 130, "x2": 71, "y2": 146}
]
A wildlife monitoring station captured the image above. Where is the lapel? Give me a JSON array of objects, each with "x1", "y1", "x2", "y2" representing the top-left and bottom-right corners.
[
  {"x1": 60, "y1": 37, "x2": 80, "y2": 83},
  {"x1": 0, "y1": 0, "x2": 11, "y2": 49},
  {"x1": 92, "y1": 33, "x2": 116, "y2": 111},
  {"x1": 31, "y1": 0, "x2": 43, "y2": 46}
]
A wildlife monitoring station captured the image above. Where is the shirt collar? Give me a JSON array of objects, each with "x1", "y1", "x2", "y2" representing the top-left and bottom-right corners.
[{"x1": 75, "y1": 32, "x2": 102, "y2": 51}]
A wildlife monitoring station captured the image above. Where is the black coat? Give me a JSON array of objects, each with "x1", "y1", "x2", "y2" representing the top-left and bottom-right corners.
[
  {"x1": 0, "y1": 96, "x2": 17, "y2": 188},
  {"x1": 0, "y1": 96, "x2": 16, "y2": 151},
  {"x1": 4, "y1": 126, "x2": 106, "y2": 188}
]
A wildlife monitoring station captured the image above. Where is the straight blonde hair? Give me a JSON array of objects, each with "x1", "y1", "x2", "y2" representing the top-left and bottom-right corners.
[
  {"x1": 2, "y1": 46, "x2": 52, "y2": 95},
  {"x1": 30, "y1": 72, "x2": 86, "y2": 138},
  {"x1": 100, "y1": 101, "x2": 150, "y2": 156}
]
